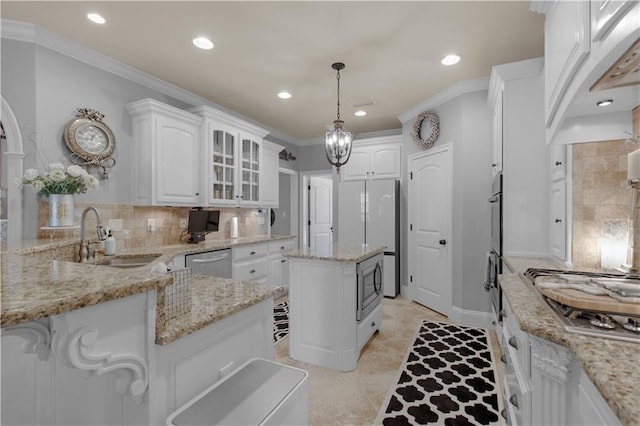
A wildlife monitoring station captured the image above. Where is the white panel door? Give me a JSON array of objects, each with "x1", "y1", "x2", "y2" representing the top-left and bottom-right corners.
[
  {"x1": 408, "y1": 147, "x2": 451, "y2": 316},
  {"x1": 309, "y1": 176, "x2": 333, "y2": 249}
]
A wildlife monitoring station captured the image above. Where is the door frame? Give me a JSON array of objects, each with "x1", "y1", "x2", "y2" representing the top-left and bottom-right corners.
[
  {"x1": 407, "y1": 142, "x2": 453, "y2": 316},
  {"x1": 300, "y1": 170, "x2": 333, "y2": 248}
]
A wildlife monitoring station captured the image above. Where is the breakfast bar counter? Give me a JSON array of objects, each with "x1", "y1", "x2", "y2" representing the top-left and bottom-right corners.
[{"x1": 500, "y1": 256, "x2": 639, "y2": 426}]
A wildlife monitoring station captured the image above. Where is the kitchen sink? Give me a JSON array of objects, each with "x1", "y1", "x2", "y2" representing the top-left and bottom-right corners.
[{"x1": 99, "y1": 254, "x2": 162, "y2": 268}]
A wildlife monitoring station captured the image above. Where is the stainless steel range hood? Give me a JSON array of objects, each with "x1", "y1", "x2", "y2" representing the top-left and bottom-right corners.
[{"x1": 591, "y1": 37, "x2": 640, "y2": 91}]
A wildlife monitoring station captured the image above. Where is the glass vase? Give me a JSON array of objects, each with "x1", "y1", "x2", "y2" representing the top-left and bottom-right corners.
[{"x1": 48, "y1": 194, "x2": 75, "y2": 227}]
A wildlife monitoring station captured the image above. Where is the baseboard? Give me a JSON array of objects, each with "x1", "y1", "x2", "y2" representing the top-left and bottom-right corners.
[{"x1": 449, "y1": 306, "x2": 494, "y2": 328}]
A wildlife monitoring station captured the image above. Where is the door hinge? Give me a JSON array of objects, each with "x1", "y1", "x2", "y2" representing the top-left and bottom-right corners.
[
  {"x1": 410, "y1": 224, "x2": 413, "y2": 231},
  {"x1": 308, "y1": 220, "x2": 311, "y2": 226},
  {"x1": 308, "y1": 185, "x2": 311, "y2": 191},
  {"x1": 410, "y1": 275, "x2": 413, "y2": 283},
  {"x1": 410, "y1": 172, "x2": 413, "y2": 180}
]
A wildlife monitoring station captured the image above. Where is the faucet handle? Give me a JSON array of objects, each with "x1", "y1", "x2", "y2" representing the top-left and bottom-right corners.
[{"x1": 97, "y1": 225, "x2": 107, "y2": 241}]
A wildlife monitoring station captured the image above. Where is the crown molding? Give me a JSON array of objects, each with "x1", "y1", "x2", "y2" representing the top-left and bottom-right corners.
[
  {"x1": 397, "y1": 77, "x2": 490, "y2": 124},
  {"x1": 488, "y1": 57, "x2": 544, "y2": 106},
  {"x1": 0, "y1": 19, "x2": 299, "y2": 145}
]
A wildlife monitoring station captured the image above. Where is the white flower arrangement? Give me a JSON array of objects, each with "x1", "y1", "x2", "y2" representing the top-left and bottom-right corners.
[{"x1": 21, "y1": 163, "x2": 99, "y2": 196}]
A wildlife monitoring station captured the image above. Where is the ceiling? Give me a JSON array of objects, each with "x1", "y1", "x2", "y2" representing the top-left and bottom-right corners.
[{"x1": 1, "y1": 1, "x2": 545, "y2": 142}]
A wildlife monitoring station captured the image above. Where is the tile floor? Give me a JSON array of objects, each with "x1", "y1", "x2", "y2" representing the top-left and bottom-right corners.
[{"x1": 274, "y1": 296, "x2": 503, "y2": 425}]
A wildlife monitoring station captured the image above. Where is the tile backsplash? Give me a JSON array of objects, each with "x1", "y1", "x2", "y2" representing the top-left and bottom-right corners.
[
  {"x1": 572, "y1": 139, "x2": 636, "y2": 269},
  {"x1": 38, "y1": 202, "x2": 268, "y2": 251}
]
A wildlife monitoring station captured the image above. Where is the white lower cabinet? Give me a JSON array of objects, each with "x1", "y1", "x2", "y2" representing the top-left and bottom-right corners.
[
  {"x1": 233, "y1": 242, "x2": 269, "y2": 283},
  {"x1": 149, "y1": 299, "x2": 273, "y2": 425},
  {"x1": 1, "y1": 292, "x2": 154, "y2": 426},
  {"x1": 268, "y1": 238, "x2": 297, "y2": 288},
  {"x1": 501, "y1": 295, "x2": 620, "y2": 425}
]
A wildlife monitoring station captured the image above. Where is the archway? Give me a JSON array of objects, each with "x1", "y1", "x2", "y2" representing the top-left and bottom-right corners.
[{"x1": 1, "y1": 95, "x2": 25, "y2": 246}]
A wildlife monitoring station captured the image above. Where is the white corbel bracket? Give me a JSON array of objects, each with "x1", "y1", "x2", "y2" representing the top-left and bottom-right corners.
[
  {"x1": 530, "y1": 337, "x2": 572, "y2": 383},
  {"x1": 65, "y1": 326, "x2": 148, "y2": 403},
  {"x1": 2, "y1": 320, "x2": 51, "y2": 361}
]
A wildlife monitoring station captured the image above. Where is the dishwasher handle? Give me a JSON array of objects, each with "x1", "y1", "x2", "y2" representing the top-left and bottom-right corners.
[{"x1": 190, "y1": 253, "x2": 229, "y2": 264}]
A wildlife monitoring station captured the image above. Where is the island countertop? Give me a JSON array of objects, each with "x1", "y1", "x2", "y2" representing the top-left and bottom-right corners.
[
  {"x1": 500, "y1": 256, "x2": 639, "y2": 426},
  {"x1": 1, "y1": 235, "x2": 295, "y2": 329},
  {"x1": 284, "y1": 243, "x2": 384, "y2": 263}
]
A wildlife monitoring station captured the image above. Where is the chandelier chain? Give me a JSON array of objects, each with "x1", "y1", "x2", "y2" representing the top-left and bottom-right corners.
[{"x1": 336, "y1": 69, "x2": 341, "y2": 121}]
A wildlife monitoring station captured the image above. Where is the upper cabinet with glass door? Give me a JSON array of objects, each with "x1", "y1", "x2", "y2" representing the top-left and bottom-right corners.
[{"x1": 190, "y1": 106, "x2": 269, "y2": 207}]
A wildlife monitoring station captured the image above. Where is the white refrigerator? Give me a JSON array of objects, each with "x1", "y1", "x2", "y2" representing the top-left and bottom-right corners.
[{"x1": 338, "y1": 179, "x2": 400, "y2": 297}]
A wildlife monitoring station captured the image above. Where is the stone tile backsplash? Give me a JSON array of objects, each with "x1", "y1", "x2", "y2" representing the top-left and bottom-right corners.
[
  {"x1": 572, "y1": 139, "x2": 636, "y2": 269},
  {"x1": 38, "y1": 202, "x2": 268, "y2": 251}
]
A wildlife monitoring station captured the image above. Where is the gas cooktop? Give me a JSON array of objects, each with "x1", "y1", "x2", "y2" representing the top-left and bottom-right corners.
[{"x1": 522, "y1": 268, "x2": 640, "y2": 343}]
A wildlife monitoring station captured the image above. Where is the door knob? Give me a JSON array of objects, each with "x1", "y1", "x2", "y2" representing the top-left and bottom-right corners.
[{"x1": 439, "y1": 239, "x2": 447, "y2": 245}]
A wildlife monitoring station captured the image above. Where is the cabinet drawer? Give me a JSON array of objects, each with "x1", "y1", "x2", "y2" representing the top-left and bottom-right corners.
[
  {"x1": 233, "y1": 258, "x2": 268, "y2": 282},
  {"x1": 233, "y1": 243, "x2": 268, "y2": 261},
  {"x1": 268, "y1": 239, "x2": 297, "y2": 255}
]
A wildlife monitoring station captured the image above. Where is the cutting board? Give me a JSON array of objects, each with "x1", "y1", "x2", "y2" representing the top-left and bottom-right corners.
[{"x1": 538, "y1": 287, "x2": 640, "y2": 316}]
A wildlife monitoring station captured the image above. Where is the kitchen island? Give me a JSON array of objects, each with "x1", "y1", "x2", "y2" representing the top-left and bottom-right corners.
[
  {"x1": 0, "y1": 235, "x2": 290, "y2": 425},
  {"x1": 499, "y1": 256, "x2": 638, "y2": 426},
  {"x1": 285, "y1": 243, "x2": 385, "y2": 372}
]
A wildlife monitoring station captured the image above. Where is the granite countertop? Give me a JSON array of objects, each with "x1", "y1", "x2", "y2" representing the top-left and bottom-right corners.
[
  {"x1": 501, "y1": 256, "x2": 639, "y2": 426},
  {"x1": 284, "y1": 243, "x2": 385, "y2": 263},
  {"x1": 1, "y1": 235, "x2": 296, "y2": 329},
  {"x1": 156, "y1": 275, "x2": 284, "y2": 345}
]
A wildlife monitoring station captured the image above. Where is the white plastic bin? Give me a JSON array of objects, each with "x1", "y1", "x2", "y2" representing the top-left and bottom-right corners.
[{"x1": 166, "y1": 358, "x2": 308, "y2": 426}]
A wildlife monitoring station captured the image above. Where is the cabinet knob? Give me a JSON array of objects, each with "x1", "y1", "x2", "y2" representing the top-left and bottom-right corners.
[
  {"x1": 555, "y1": 218, "x2": 562, "y2": 223},
  {"x1": 555, "y1": 161, "x2": 563, "y2": 166},
  {"x1": 492, "y1": 163, "x2": 497, "y2": 167},
  {"x1": 281, "y1": 259, "x2": 286, "y2": 263},
  {"x1": 508, "y1": 336, "x2": 518, "y2": 350},
  {"x1": 250, "y1": 251, "x2": 256, "y2": 255},
  {"x1": 500, "y1": 409, "x2": 508, "y2": 421},
  {"x1": 439, "y1": 239, "x2": 447, "y2": 245},
  {"x1": 500, "y1": 354, "x2": 507, "y2": 364},
  {"x1": 249, "y1": 269, "x2": 255, "y2": 274},
  {"x1": 195, "y1": 192, "x2": 200, "y2": 196},
  {"x1": 371, "y1": 321, "x2": 376, "y2": 327},
  {"x1": 509, "y1": 393, "x2": 519, "y2": 409}
]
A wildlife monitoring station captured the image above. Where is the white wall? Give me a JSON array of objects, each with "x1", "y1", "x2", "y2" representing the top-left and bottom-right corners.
[{"x1": 401, "y1": 90, "x2": 493, "y2": 313}]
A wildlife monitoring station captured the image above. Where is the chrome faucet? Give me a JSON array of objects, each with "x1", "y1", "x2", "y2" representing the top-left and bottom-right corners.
[{"x1": 79, "y1": 206, "x2": 106, "y2": 263}]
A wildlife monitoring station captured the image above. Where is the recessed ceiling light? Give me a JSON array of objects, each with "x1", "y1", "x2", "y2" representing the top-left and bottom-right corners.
[
  {"x1": 86, "y1": 13, "x2": 106, "y2": 24},
  {"x1": 597, "y1": 99, "x2": 614, "y2": 107},
  {"x1": 277, "y1": 91, "x2": 292, "y2": 100},
  {"x1": 193, "y1": 37, "x2": 214, "y2": 50},
  {"x1": 441, "y1": 54, "x2": 461, "y2": 66},
  {"x1": 355, "y1": 110, "x2": 367, "y2": 117}
]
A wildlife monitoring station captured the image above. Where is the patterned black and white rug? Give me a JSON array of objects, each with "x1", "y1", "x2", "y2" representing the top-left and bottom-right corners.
[
  {"x1": 273, "y1": 300, "x2": 289, "y2": 344},
  {"x1": 375, "y1": 320, "x2": 503, "y2": 426}
]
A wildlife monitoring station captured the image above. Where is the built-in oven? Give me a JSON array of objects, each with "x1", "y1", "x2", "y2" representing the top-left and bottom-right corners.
[
  {"x1": 485, "y1": 173, "x2": 503, "y2": 321},
  {"x1": 357, "y1": 253, "x2": 384, "y2": 321}
]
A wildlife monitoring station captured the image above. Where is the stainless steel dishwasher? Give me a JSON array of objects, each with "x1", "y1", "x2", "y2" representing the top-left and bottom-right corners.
[{"x1": 185, "y1": 249, "x2": 232, "y2": 278}]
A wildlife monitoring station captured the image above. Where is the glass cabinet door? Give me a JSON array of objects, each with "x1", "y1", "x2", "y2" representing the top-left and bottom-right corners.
[
  {"x1": 211, "y1": 130, "x2": 236, "y2": 202},
  {"x1": 240, "y1": 138, "x2": 260, "y2": 203}
]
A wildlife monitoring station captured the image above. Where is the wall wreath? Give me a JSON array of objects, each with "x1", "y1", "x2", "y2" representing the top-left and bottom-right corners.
[{"x1": 411, "y1": 110, "x2": 440, "y2": 150}]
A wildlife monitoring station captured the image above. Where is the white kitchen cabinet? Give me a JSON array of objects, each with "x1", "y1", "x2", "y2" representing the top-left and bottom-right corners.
[
  {"x1": 233, "y1": 242, "x2": 269, "y2": 283},
  {"x1": 189, "y1": 106, "x2": 269, "y2": 207},
  {"x1": 574, "y1": 365, "x2": 622, "y2": 426},
  {"x1": 550, "y1": 144, "x2": 567, "y2": 181},
  {"x1": 260, "y1": 140, "x2": 284, "y2": 208},
  {"x1": 490, "y1": 85, "x2": 504, "y2": 177},
  {"x1": 268, "y1": 238, "x2": 297, "y2": 288},
  {"x1": 126, "y1": 99, "x2": 203, "y2": 206},
  {"x1": 1, "y1": 292, "x2": 154, "y2": 426},
  {"x1": 341, "y1": 135, "x2": 402, "y2": 181},
  {"x1": 550, "y1": 180, "x2": 567, "y2": 260},
  {"x1": 489, "y1": 58, "x2": 548, "y2": 257},
  {"x1": 536, "y1": 0, "x2": 591, "y2": 129},
  {"x1": 150, "y1": 299, "x2": 273, "y2": 425}
]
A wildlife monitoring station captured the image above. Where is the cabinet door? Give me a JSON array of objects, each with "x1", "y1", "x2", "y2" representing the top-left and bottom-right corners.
[
  {"x1": 209, "y1": 129, "x2": 237, "y2": 205},
  {"x1": 550, "y1": 144, "x2": 567, "y2": 181},
  {"x1": 342, "y1": 147, "x2": 370, "y2": 181},
  {"x1": 492, "y1": 89, "x2": 504, "y2": 177},
  {"x1": 543, "y1": 0, "x2": 590, "y2": 127},
  {"x1": 239, "y1": 138, "x2": 261, "y2": 206},
  {"x1": 370, "y1": 144, "x2": 401, "y2": 179},
  {"x1": 156, "y1": 117, "x2": 201, "y2": 205},
  {"x1": 259, "y1": 143, "x2": 280, "y2": 208},
  {"x1": 550, "y1": 180, "x2": 567, "y2": 260}
]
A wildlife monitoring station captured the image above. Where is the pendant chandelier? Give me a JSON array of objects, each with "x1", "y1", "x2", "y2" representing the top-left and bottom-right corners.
[{"x1": 325, "y1": 62, "x2": 352, "y2": 174}]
